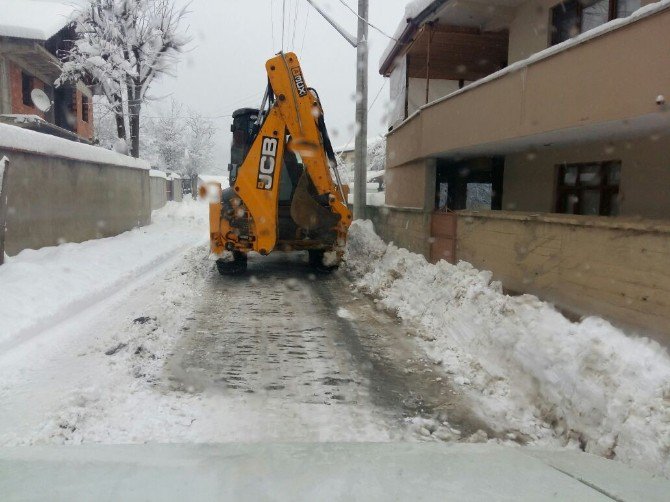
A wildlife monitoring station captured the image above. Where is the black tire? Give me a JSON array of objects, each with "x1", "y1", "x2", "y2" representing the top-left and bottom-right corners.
[
  {"x1": 308, "y1": 250, "x2": 339, "y2": 274},
  {"x1": 216, "y1": 251, "x2": 248, "y2": 275}
]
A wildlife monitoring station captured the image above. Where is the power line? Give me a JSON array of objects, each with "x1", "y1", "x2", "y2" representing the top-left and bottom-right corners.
[
  {"x1": 335, "y1": 79, "x2": 387, "y2": 156},
  {"x1": 282, "y1": 0, "x2": 286, "y2": 51},
  {"x1": 291, "y1": 0, "x2": 300, "y2": 50},
  {"x1": 337, "y1": 0, "x2": 397, "y2": 41},
  {"x1": 300, "y1": 6, "x2": 310, "y2": 53},
  {"x1": 271, "y1": 0, "x2": 275, "y2": 51}
]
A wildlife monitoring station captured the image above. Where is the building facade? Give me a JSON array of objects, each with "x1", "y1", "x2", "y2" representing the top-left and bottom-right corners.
[
  {"x1": 377, "y1": 0, "x2": 670, "y2": 343},
  {"x1": 0, "y1": 2, "x2": 93, "y2": 141}
]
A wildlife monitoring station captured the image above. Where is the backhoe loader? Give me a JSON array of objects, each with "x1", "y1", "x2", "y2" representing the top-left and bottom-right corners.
[{"x1": 203, "y1": 52, "x2": 352, "y2": 275}]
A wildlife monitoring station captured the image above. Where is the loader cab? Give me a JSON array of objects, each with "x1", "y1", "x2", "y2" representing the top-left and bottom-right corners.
[{"x1": 229, "y1": 108, "x2": 260, "y2": 184}]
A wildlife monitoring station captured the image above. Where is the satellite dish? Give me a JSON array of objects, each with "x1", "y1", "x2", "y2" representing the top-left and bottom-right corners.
[{"x1": 31, "y1": 88, "x2": 52, "y2": 113}]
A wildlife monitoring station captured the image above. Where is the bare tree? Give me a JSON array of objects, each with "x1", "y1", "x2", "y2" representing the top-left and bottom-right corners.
[
  {"x1": 149, "y1": 99, "x2": 217, "y2": 179},
  {"x1": 58, "y1": 0, "x2": 190, "y2": 158},
  {"x1": 152, "y1": 98, "x2": 187, "y2": 173},
  {"x1": 184, "y1": 112, "x2": 216, "y2": 180}
]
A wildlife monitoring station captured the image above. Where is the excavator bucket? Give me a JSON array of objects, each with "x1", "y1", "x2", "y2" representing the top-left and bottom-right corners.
[{"x1": 290, "y1": 173, "x2": 341, "y2": 232}]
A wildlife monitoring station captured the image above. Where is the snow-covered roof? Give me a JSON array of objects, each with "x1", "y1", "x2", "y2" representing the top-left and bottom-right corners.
[
  {"x1": 367, "y1": 169, "x2": 385, "y2": 182},
  {"x1": 0, "y1": 0, "x2": 79, "y2": 41},
  {"x1": 379, "y1": 0, "x2": 446, "y2": 72},
  {"x1": 149, "y1": 169, "x2": 167, "y2": 179},
  {"x1": 0, "y1": 123, "x2": 150, "y2": 170}
]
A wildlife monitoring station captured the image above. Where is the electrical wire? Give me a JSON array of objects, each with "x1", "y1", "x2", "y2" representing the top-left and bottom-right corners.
[
  {"x1": 281, "y1": 0, "x2": 286, "y2": 51},
  {"x1": 270, "y1": 0, "x2": 275, "y2": 51},
  {"x1": 334, "y1": 79, "x2": 388, "y2": 156},
  {"x1": 336, "y1": 0, "x2": 398, "y2": 41},
  {"x1": 291, "y1": 0, "x2": 300, "y2": 50},
  {"x1": 300, "y1": 6, "x2": 310, "y2": 53}
]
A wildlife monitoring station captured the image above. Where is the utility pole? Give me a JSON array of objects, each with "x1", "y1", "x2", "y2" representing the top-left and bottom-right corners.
[
  {"x1": 353, "y1": 0, "x2": 368, "y2": 221},
  {"x1": 304, "y1": 0, "x2": 368, "y2": 219}
]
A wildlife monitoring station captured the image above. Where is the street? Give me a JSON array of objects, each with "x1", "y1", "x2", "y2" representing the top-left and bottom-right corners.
[{"x1": 0, "y1": 244, "x2": 485, "y2": 445}]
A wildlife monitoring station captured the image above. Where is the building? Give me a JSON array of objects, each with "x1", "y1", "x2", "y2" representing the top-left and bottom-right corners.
[
  {"x1": 335, "y1": 144, "x2": 356, "y2": 167},
  {"x1": 0, "y1": 0, "x2": 94, "y2": 141},
  {"x1": 377, "y1": 0, "x2": 670, "y2": 343}
]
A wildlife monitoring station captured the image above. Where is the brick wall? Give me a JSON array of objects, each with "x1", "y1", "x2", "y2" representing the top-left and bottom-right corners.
[
  {"x1": 8, "y1": 61, "x2": 93, "y2": 141},
  {"x1": 8, "y1": 61, "x2": 45, "y2": 119}
]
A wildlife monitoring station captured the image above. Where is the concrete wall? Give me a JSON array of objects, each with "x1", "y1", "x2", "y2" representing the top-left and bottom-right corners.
[
  {"x1": 457, "y1": 211, "x2": 670, "y2": 346},
  {"x1": 387, "y1": 5, "x2": 670, "y2": 168},
  {"x1": 408, "y1": 78, "x2": 461, "y2": 116},
  {"x1": 364, "y1": 205, "x2": 433, "y2": 258},
  {"x1": 150, "y1": 175, "x2": 167, "y2": 210},
  {"x1": 503, "y1": 134, "x2": 670, "y2": 218},
  {"x1": 0, "y1": 148, "x2": 151, "y2": 256},
  {"x1": 508, "y1": 0, "x2": 660, "y2": 64},
  {"x1": 385, "y1": 159, "x2": 436, "y2": 210},
  {"x1": 171, "y1": 179, "x2": 184, "y2": 202}
]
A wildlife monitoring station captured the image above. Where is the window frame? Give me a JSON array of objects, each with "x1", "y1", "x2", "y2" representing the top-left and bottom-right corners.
[
  {"x1": 21, "y1": 72, "x2": 34, "y2": 107},
  {"x1": 81, "y1": 94, "x2": 90, "y2": 123},
  {"x1": 555, "y1": 160, "x2": 621, "y2": 216}
]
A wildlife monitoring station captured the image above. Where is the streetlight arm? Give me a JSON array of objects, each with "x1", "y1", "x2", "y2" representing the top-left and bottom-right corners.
[{"x1": 304, "y1": 0, "x2": 358, "y2": 48}]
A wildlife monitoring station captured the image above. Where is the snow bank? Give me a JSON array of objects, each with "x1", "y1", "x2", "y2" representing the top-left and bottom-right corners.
[
  {"x1": 345, "y1": 220, "x2": 670, "y2": 477},
  {"x1": 0, "y1": 123, "x2": 149, "y2": 170},
  {"x1": 0, "y1": 200, "x2": 208, "y2": 348}
]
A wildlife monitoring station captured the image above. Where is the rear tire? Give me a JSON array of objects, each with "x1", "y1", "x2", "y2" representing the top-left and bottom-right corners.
[
  {"x1": 308, "y1": 250, "x2": 339, "y2": 274},
  {"x1": 216, "y1": 251, "x2": 248, "y2": 275}
]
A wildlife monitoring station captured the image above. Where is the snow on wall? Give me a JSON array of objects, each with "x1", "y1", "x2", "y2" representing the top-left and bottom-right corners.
[
  {"x1": 149, "y1": 169, "x2": 167, "y2": 179},
  {"x1": 345, "y1": 220, "x2": 670, "y2": 477},
  {"x1": 0, "y1": 124, "x2": 150, "y2": 170},
  {"x1": 0, "y1": 0, "x2": 80, "y2": 41}
]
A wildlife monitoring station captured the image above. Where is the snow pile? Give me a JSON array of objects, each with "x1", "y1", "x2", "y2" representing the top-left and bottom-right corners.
[
  {"x1": 0, "y1": 199, "x2": 208, "y2": 348},
  {"x1": 345, "y1": 220, "x2": 670, "y2": 476}
]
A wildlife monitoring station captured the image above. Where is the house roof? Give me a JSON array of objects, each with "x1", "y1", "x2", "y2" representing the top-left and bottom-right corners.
[{"x1": 0, "y1": 0, "x2": 79, "y2": 41}]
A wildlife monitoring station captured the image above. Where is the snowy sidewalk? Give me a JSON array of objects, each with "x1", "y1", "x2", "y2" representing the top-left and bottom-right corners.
[
  {"x1": 0, "y1": 200, "x2": 208, "y2": 350},
  {"x1": 345, "y1": 220, "x2": 670, "y2": 478}
]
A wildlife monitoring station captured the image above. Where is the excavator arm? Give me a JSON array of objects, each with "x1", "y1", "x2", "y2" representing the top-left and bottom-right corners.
[{"x1": 209, "y1": 52, "x2": 351, "y2": 259}]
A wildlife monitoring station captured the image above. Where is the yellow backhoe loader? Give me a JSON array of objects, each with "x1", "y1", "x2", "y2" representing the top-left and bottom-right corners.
[{"x1": 203, "y1": 52, "x2": 352, "y2": 275}]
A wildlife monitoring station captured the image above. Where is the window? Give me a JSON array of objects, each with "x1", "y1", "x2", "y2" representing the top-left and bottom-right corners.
[
  {"x1": 556, "y1": 161, "x2": 621, "y2": 216},
  {"x1": 466, "y1": 183, "x2": 493, "y2": 211},
  {"x1": 81, "y1": 95, "x2": 90, "y2": 122},
  {"x1": 21, "y1": 72, "x2": 33, "y2": 106},
  {"x1": 551, "y1": 0, "x2": 642, "y2": 45}
]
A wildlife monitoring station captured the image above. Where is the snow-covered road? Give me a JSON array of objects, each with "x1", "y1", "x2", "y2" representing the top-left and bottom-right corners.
[
  {"x1": 1, "y1": 202, "x2": 668, "y2": 479},
  {"x1": 0, "y1": 204, "x2": 481, "y2": 445}
]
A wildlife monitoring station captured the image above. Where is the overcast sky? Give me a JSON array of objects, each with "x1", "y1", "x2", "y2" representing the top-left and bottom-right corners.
[{"x1": 148, "y1": 0, "x2": 409, "y2": 172}]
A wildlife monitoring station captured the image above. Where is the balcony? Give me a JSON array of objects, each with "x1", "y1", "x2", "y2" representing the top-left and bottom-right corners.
[{"x1": 386, "y1": 3, "x2": 670, "y2": 169}]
